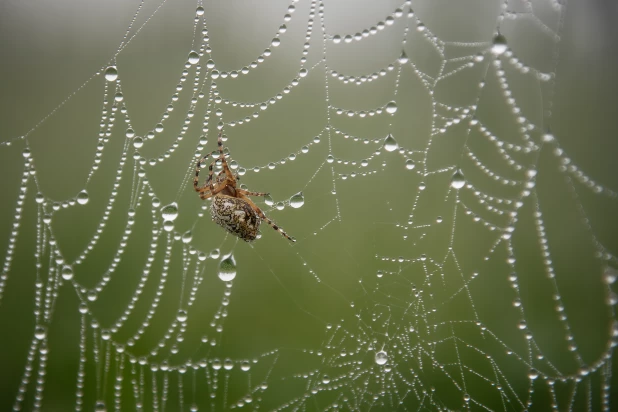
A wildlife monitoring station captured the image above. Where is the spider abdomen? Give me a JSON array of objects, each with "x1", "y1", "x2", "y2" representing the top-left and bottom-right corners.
[{"x1": 211, "y1": 195, "x2": 260, "y2": 242}]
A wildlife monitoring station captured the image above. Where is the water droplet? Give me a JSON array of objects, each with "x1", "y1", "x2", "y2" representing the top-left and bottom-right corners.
[
  {"x1": 133, "y1": 136, "x2": 144, "y2": 149},
  {"x1": 161, "y1": 202, "x2": 179, "y2": 221},
  {"x1": 491, "y1": 34, "x2": 508, "y2": 55},
  {"x1": 385, "y1": 101, "x2": 398, "y2": 114},
  {"x1": 188, "y1": 51, "x2": 200, "y2": 65},
  {"x1": 104, "y1": 66, "x2": 118, "y2": 82},
  {"x1": 35, "y1": 193, "x2": 45, "y2": 204},
  {"x1": 61, "y1": 265, "x2": 74, "y2": 280},
  {"x1": 383, "y1": 133, "x2": 399, "y2": 152},
  {"x1": 604, "y1": 267, "x2": 618, "y2": 285},
  {"x1": 240, "y1": 360, "x2": 251, "y2": 371},
  {"x1": 79, "y1": 302, "x2": 88, "y2": 314},
  {"x1": 210, "y1": 248, "x2": 220, "y2": 259},
  {"x1": 182, "y1": 230, "x2": 192, "y2": 244},
  {"x1": 196, "y1": 6, "x2": 204, "y2": 16},
  {"x1": 376, "y1": 270, "x2": 383, "y2": 278},
  {"x1": 264, "y1": 194, "x2": 274, "y2": 206},
  {"x1": 94, "y1": 401, "x2": 107, "y2": 412},
  {"x1": 224, "y1": 358, "x2": 233, "y2": 370},
  {"x1": 299, "y1": 68, "x2": 308, "y2": 77},
  {"x1": 542, "y1": 132, "x2": 555, "y2": 142},
  {"x1": 528, "y1": 368, "x2": 539, "y2": 380},
  {"x1": 34, "y1": 325, "x2": 47, "y2": 340},
  {"x1": 289, "y1": 192, "x2": 304, "y2": 208},
  {"x1": 450, "y1": 169, "x2": 465, "y2": 189},
  {"x1": 22, "y1": 148, "x2": 31, "y2": 158},
  {"x1": 405, "y1": 159, "x2": 415, "y2": 170},
  {"x1": 218, "y1": 254, "x2": 237, "y2": 281},
  {"x1": 322, "y1": 375, "x2": 331, "y2": 384},
  {"x1": 77, "y1": 190, "x2": 89, "y2": 205},
  {"x1": 177, "y1": 310, "x2": 188, "y2": 322},
  {"x1": 271, "y1": 37, "x2": 281, "y2": 47},
  {"x1": 398, "y1": 50, "x2": 409, "y2": 64},
  {"x1": 375, "y1": 350, "x2": 388, "y2": 365}
]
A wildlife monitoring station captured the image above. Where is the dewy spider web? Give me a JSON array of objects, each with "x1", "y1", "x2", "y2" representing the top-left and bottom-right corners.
[{"x1": 0, "y1": 0, "x2": 617, "y2": 410}]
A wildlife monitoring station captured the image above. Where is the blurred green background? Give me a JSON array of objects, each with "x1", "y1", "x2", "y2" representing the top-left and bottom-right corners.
[{"x1": 1, "y1": 0, "x2": 617, "y2": 410}]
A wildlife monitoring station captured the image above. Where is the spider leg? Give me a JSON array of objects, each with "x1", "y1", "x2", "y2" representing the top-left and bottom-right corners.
[
  {"x1": 237, "y1": 188, "x2": 269, "y2": 197},
  {"x1": 217, "y1": 131, "x2": 236, "y2": 182},
  {"x1": 194, "y1": 152, "x2": 212, "y2": 192},
  {"x1": 239, "y1": 193, "x2": 296, "y2": 243}
]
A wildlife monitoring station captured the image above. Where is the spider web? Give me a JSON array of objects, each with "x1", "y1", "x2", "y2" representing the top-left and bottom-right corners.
[{"x1": 1, "y1": 0, "x2": 617, "y2": 410}]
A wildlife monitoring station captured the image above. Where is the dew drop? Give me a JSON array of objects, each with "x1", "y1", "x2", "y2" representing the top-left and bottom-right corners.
[
  {"x1": 299, "y1": 68, "x2": 308, "y2": 78},
  {"x1": 188, "y1": 51, "x2": 200, "y2": 65},
  {"x1": 182, "y1": 230, "x2": 193, "y2": 244},
  {"x1": 161, "y1": 202, "x2": 179, "y2": 221},
  {"x1": 218, "y1": 254, "x2": 237, "y2": 281},
  {"x1": 79, "y1": 302, "x2": 88, "y2": 314},
  {"x1": 61, "y1": 265, "x2": 74, "y2": 280},
  {"x1": 210, "y1": 248, "x2": 220, "y2": 259},
  {"x1": 405, "y1": 159, "x2": 415, "y2": 170},
  {"x1": 34, "y1": 325, "x2": 47, "y2": 340},
  {"x1": 450, "y1": 169, "x2": 465, "y2": 189},
  {"x1": 385, "y1": 101, "x2": 398, "y2": 114},
  {"x1": 491, "y1": 34, "x2": 508, "y2": 55},
  {"x1": 133, "y1": 136, "x2": 144, "y2": 149},
  {"x1": 383, "y1": 133, "x2": 399, "y2": 152},
  {"x1": 22, "y1": 148, "x2": 31, "y2": 158},
  {"x1": 289, "y1": 192, "x2": 304, "y2": 208},
  {"x1": 177, "y1": 310, "x2": 188, "y2": 322},
  {"x1": 542, "y1": 132, "x2": 555, "y2": 142},
  {"x1": 240, "y1": 360, "x2": 251, "y2": 371},
  {"x1": 196, "y1": 6, "x2": 204, "y2": 16},
  {"x1": 77, "y1": 190, "x2": 89, "y2": 205},
  {"x1": 264, "y1": 194, "x2": 274, "y2": 206},
  {"x1": 398, "y1": 50, "x2": 409, "y2": 64},
  {"x1": 528, "y1": 368, "x2": 539, "y2": 380},
  {"x1": 604, "y1": 267, "x2": 618, "y2": 285},
  {"x1": 271, "y1": 37, "x2": 281, "y2": 47},
  {"x1": 94, "y1": 401, "x2": 107, "y2": 412},
  {"x1": 35, "y1": 192, "x2": 45, "y2": 204},
  {"x1": 322, "y1": 375, "x2": 331, "y2": 384},
  {"x1": 104, "y1": 66, "x2": 118, "y2": 82},
  {"x1": 375, "y1": 350, "x2": 388, "y2": 365}
]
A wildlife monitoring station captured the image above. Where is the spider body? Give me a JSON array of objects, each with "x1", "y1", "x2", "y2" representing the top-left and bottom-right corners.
[
  {"x1": 194, "y1": 131, "x2": 295, "y2": 243},
  {"x1": 211, "y1": 195, "x2": 260, "y2": 241}
]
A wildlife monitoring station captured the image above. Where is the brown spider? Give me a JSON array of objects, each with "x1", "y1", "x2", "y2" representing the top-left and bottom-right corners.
[{"x1": 194, "y1": 131, "x2": 295, "y2": 243}]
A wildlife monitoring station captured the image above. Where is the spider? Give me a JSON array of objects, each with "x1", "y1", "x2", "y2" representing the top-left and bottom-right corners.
[{"x1": 194, "y1": 131, "x2": 295, "y2": 243}]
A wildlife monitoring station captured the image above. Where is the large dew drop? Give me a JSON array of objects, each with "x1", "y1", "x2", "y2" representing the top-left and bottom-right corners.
[
  {"x1": 375, "y1": 350, "x2": 388, "y2": 365},
  {"x1": 450, "y1": 169, "x2": 465, "y2": 189},
  {"x1": 218, "y1": 254, "x2": 237, "y2": 281},
  {"x1": 491, "y1": 34, "x2": 508, "y2": 55},
  {"x1": 385, "y1": 101, "x2": 398, "y2": 114},
  {"x1": 161, "y1": 202, "x2": 179, "y2": 221},
  {"x1": 289, "y1": 192, "x2": 304, "y2": 208},
  {"x1": 34, "y1": 325, "x2": 47, "y2": 340},
  {"x1": 398, "y1": 50, "x2": 409, "y2": 64},
  {"x1": 383, "y1": 133, "x2": 399, "y2": 152},
  {"x1": 104, "y1": 66, "x2": 118, "y2": 82},
  {"x1": 61, "y1": 265, "x2": 74, "y2": 280},
  {"x1": 77, "y1": 190, "x2": 89, "y2": 205},
  {"x1": 188, "y1": 51, "x2": 200, "y2": 65}
]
